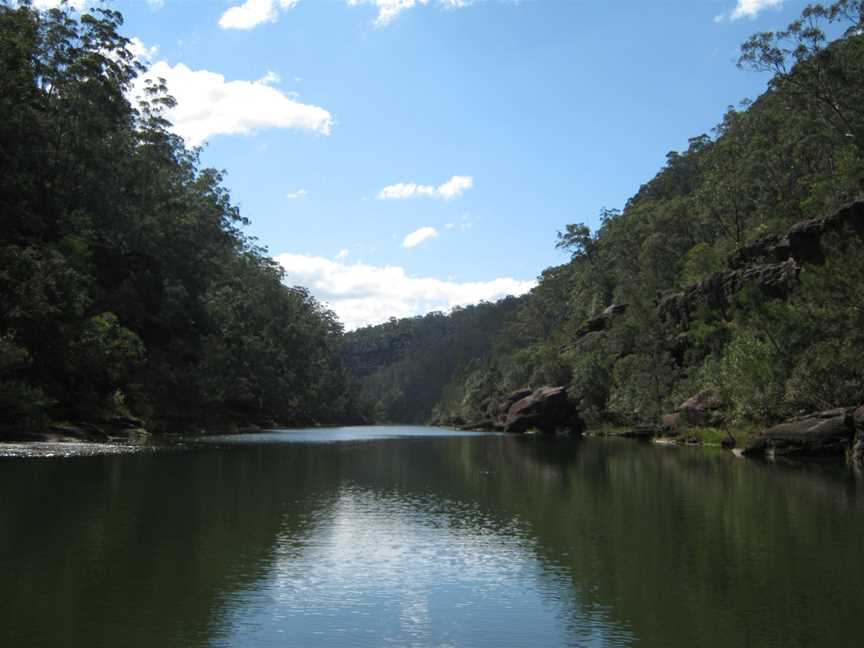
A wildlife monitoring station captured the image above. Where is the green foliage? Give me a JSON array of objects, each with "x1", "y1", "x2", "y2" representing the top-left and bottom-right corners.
[
  {"x1": 71, "y1": 313, "x2": 146, "y2": 383},
  {"x1": 0, "y1": 333, "x2": 53, "y2": 428},
  {"x1": 702, "y1": 332, "x2": 786, "y2": 421},
  {"x1": 0, "y1": 380, "x2": 53, "y2": 428},
  {"x1": 681, "y1": 242, "x2": 724, "y2": 285},
  {"x1": 555, "y1": 222, "x2": 595, "y2": 258},
  {"x1": 607, "y1": 350, "x2": 676, "y2": 425},
  {"x1": 0, "y1": 2, "x2": 358, "y2": 433},
  {"x1": 342, "y1": 300, "x2": 522, "y2": 422},
  {"x1": 784, "y1": 340, "x2": 864, "y2": 411},
  {"x1": 566, "y1": 348, "x2": 613, "y2": 424}
]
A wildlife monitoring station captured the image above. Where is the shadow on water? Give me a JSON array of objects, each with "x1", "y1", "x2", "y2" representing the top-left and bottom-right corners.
[{"x1": 1, "y1": 429, "x2": 863, "y2": 647}]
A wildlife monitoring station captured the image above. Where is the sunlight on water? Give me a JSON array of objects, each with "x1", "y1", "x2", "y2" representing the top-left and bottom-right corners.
[
  {"x1": 199, "y1": 425, "x2": 502, "y2": 445},
  {"x1": 215, "y1": 486, "x2": 630, "y2": 647}
]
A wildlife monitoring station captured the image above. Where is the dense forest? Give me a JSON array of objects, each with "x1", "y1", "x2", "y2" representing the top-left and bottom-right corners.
[
  {"x1": 343, "y1": 1, "x2": 864, "y2": 435},
  {"x1": 0, "y1": 1, "x2": 363, "y2": 436}
]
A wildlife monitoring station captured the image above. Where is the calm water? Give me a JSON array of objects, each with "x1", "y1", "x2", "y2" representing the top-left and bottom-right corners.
[{"x1": 2, "y1": 426, "x2": 863, "y2": 647}]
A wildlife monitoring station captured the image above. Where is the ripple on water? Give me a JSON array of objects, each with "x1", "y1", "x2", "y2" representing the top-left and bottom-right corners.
[
  {"x1": 213, "y1": 485, "x2": 630, "y2": 647},
  {"x1": 0, "y1": 441, "x2": 150, "y2": 458}
]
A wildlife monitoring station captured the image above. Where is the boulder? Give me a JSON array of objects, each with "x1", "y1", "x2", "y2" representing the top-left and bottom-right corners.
[
  {"x1": 661, "y1": 412, "x2": 684, "y2": 434},
  {"x1": 661, "y1": 389, "x2": 725, "y2": 433},
  {"x1": 108, "y1": 415, "x2": 144, "y2": 429},
  {"x1": 574, "y1": 304, "x2": 627, "y2": 338},
  {"x1": 504, "y1": 386, "x2": 584, "y2": 435},
  {"x1": 460, "y1": 420, "x2": 502, "y2": 432},
  {"x1": 492, "y1": 389, "x2": 533, "y2": 427},
  {"x1": 678, "y1": 389, "x2": 725, "y2": 427},
  {"x1": 679, "y1": 389, "x2": 723, "y2": 413},
  {"x1": 743, "y1": 408, "x2": 855, "y2": 458},
  {"x1": 48, "y1": 423, "x2": 110, "y2": 442},
  {"x1": 853, "y1": 406, "x2": 864, "y2": 464}
]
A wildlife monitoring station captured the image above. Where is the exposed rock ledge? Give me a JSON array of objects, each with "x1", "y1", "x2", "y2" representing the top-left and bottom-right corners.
[
  {"x1": 742, "y1": 408, "x2": 858, "y2": 458},
  {"x1": 660, "y1": 201, "x2": 864, "y2": 330},
  {"x1": 455, "y1": 386, "x2": 584, "y2": 435}
]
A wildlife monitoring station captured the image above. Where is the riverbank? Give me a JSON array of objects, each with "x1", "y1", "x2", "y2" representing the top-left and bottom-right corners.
[
  {"x1": 585, "y1": 423, "x2": 754, "y2": 448},
  {"x1": 587, "y1": 405, "x2": 864, "y2": 465},
  {"x1": 0, "y1": 413, "x2": 378, "y2": 458}
]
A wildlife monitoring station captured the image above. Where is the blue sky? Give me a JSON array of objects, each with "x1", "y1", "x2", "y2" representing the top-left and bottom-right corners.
[{"x1": 40, "y1": 0, "x2": 808, "y2": 328}]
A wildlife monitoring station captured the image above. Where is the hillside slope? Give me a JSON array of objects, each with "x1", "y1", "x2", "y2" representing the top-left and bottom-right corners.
[{"x1": 344, "y1": 1, "x2": 864, "y2": 432}]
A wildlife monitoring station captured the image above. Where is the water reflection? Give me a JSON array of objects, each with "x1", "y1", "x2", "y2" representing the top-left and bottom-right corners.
[
  {"x1": 1, "y1": 428, "x2": 863, "y2": 647},
  {"x1": 217, "y1": 486, "x2": 597, "y2": 647}
]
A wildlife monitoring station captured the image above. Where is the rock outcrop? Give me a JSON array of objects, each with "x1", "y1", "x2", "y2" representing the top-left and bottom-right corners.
[
  {"x1": 728, "y1": 201, "x2": 864, "y2": 270},
  {"x1": 661, "y1": 389, "x2": 726, "y2": 434},
  {"x1": 35, "y1": 416, "x2": 150, "y2": 444},
  {"x1": 742, "y1": 408, "x2": 856, "y2": 458},
  {"x1": 503, "y1": 386, "x2": 584, "y2": 434},
  {"x1": 574, "y1": 304, "x2": 627, "y2": 338},
  {"x1": 854, "y1": 406, "x2": 864, "y2": 464},
  {"x1": 660, "y1": 201, "x2": 864, "y2": 330},
  {"x1": 659, "y1": 259, "x2": 800, "y2": 329},
  {"x1": 453, "y1": 386, "x2": 584, "y2": 434}
]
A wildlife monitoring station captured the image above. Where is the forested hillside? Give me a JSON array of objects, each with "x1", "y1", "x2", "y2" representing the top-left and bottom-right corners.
[
  {"x1": 342, "y1": 298, "x2": 524, "y2": 422},
  {"x1": 0, "y1": 2, "x2": 360, "y2": 435},
  {"x1": 4, "y1": 1, "x2": 863, "y2": 439},
  {"x1": 344, "y1": 0, "x2": 864, "y2": 430}
]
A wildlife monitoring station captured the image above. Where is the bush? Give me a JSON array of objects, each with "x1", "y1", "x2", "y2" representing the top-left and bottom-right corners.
[
  {"x1": 567, "y1": 349, "x2": 613, "y2": 424},
  {"x1": 0, "y1": 380, "x2": 53, "y2": 430},
  {"x1": 702, "y1": 332, "x2": 785, "y2": 421},
  {"x1": 784, "y1": 340, "x2": 863, "y2": 411}
]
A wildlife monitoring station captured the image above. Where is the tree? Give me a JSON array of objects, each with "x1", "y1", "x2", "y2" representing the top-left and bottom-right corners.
[{"x1": 738, "y1": 0, "x2": 864, "y2": 153}]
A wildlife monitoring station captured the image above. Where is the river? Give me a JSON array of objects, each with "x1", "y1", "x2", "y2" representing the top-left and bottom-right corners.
[{"x1": 2, "y1": 426, "x2": 862, "y2": 647}]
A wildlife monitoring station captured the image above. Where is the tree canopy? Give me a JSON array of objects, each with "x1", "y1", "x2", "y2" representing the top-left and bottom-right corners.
[{"x1": 0, "y1": 1, "x2": 361, "y2": 434}]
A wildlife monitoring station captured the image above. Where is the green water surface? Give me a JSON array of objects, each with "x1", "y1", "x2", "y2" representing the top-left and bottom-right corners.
[{"x1": 1, "y1": 426, "x2": 862, "y2": 647}]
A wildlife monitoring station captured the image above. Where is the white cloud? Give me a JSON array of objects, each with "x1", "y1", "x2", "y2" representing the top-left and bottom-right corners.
[
  {"x1": 336, "y1": 249, "x2": 350, "y2": 259},
  {"x1": 132, "y1": 62, "x2": 333, "y2": 145},
  {"x1": 275, "y1": 253, "x2": 535, "y2": 329},
  {"x1": 128, "y1": 37, "x2": 159, "y2": 63},
  {"x1": 219, "y1": 0, "x2": 300, "y2": 30},
  {"x1": 260, "y1": 70, "x2": 281, "y2": 85},
  {"x1": 377, "y1": 175, "x2": 473, "y2": 201},
  {"x1": 444, "y1": 221, "x2": 471, "y2": 231},
  {"x1": 347, "y1": 0, "x2": 474, "y2": 27},
  {"x1": 33, "y1": 0, "x2": 90, "y2": 10},
  {"x1": 34, "y1": 0, "x2": 476, "y2": 28},
  {"x1": 437, "y1": 175, "x2": 473, "y2": 199},
  {"x1": 402, "y1": 226, "x2": 438, "y2": 249},
  {"x1": 378, "y1": 183, "x2": 436, "y2": 200},
  {"x1": 716, "y1": 0, "x2": 784, "y2": 22},
  {"x1": 286, "y1": 189, "x2": 309, "y2": 199}
]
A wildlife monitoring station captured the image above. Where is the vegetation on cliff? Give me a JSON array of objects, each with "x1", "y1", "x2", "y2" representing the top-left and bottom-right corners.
[{"x1": 343, "y1": 0, "x2": 864, "y2": 432}]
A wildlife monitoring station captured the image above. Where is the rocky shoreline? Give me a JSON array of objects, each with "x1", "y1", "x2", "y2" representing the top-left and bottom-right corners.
[
  {"x1": 435, "y1": 383, "x2": 864, "y2": 466},
  {"x1": 5, "y1": 390, "x2": 863, "y2": 465}
]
